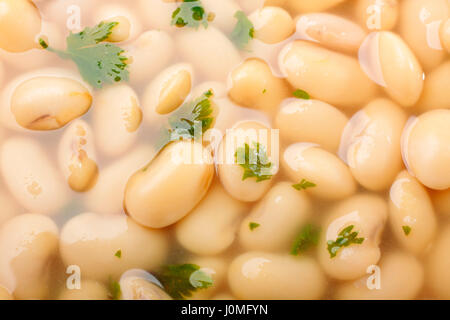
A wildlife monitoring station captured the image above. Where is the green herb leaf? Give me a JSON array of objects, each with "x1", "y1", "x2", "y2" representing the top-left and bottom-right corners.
[
  {"x1": 39, "y1": 22, "x2": 129, "y2": 88},
  {"x1": 402, "y1": 225, "x2": 412, "y2": 236},
  {"x1": 235, "y1": 142, "x2": 273, "y2": 182},
  {"x1": 292, "y1": 179, "x2": 316, "y2": 191},
  {"x1": 290, "y1": 224, "x2": 321, "y2": 255},
  {"x1": 293, "y1": 89, "x2": 310, "y2": 100},
  {"x1": 171, "y1": 0, "x2": 210, "y2": 29},
  {"x1": 327, "y1": 225, "x2": 365, "y2": 258},
  {"x1": 230, "y1": 10, "x2": 254, "y2": 50},
  {"x1": 115, "y1": 249, "x2": 122, "y2": 258},
  {"x1": 108, "y1": 278, "x2": 121, "y2": 300},
  {"x1": 262, "y1": 88, "x2": 267, "y2": 94},
  {"x1": 157, "y1": 264, "x2": 213, "y2": 300},
  {"x1": 249, "y1": 222, "x2": 260, "y2": 231}
]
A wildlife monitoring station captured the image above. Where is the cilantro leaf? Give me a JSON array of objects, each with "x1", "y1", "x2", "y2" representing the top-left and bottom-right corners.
[
  {"x1": 115, "y1": 249, "x2": 122, "y2": 258},
  {"x1": 156, "y1": 264, "x2": 213, "y2": 300},
  {"x1": 249, "y1": 222, "x2": 260, "y2": 231},
  {"x1": 171, "y1": 0, "x2": 212, "y2": 29},
  {"x1": 290, "y1": 224, "x2": 321, "y2": 255},
  {"x1": 108, "y1": 278, "x2": 121, "y2": 300},
  {"x1": 327, "y1": 225, "x2": 365, "y2": 258},
  {"x1": 235, "y1": 142, "x2": 273, "y2": 182},
  {"x1": 402, "y1": 225, "x2": 412, "y2": 236},
  {"x1": 293, "y1": 89, "x2": 310, "y2": 100},
  {"x1": 292, "y1": 179, "x2": 316, "y2": 191},
  {"x1": 39, "y1": 21, "x2": 129, "y2": 88},
  {"x1": 230, "y1": 11, "x2": 254, "y2": 50}
]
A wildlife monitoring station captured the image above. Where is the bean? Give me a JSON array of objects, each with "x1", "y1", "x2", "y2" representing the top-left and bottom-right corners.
[
  {"x1": 217, "y1": 121, "x2": 276, "y2": 202},
  {"x1": 399, "y1": 0, "x2": 449, "y2": 71},
  {"x1": 175, "y1": 182, "x2": 248, "y2": 255},
  {"x1": 229, "y1": 59, "x2": 291, "y2": 116},
  {"x1": 58, "y1": 120, "x2": 98, "y2": 192},
  {"x1": 296, "y1": 13, "x2": 367, "y2": 54},
  {"x1": 94, "y1": 4, "x2": 140, "y2": 40},
  {"x1": 282, "y1": 143, "x2": 356, "y2": 200},
  {"x1": 335, "y1": 251, "x2": 424, "y2": 299},
  {"x1": 354, "y1": 0, "x2": 399, "y2": 31},
  {"x1": 1, "y1": 137, "x2": 69, "y2": 215},
  {"x1": 249, "y1": 6, "x2": 294, "y2": 44},
  {"x1": 124, "y1": 141, "x2": 214, "y2": 228},
  {"x1": 276, "y1": 99, "x2": 348, "y2": 153},
  {"x1": 280, "y1": 41, "x2": 377, "y2": 109},
  {"x1": 119, "y1": 269, "x2": 171, "y2": 300},
  {"x1": 202, "y1": 0, "x2": 242, "y2": 34},
  {"x1": 60, "y1": 212, "x2": 168, "y2": 282},
  {"x1": 426, "y1": 224, "x2": 450, "y2": 299},
  {"x1": 176, "y1": 27, "x2": 241, "y2": 82},
  {"x1": 0, "y1": 214, "x2": 59, "y2": 299},
  {"x1": 93, "y1": 84, "x2": 142, "y2": 157},
  {"x1": 58, "y1": 280, "x2": 109, "y2": 300},
  {"x1": 415, "y1": 61, "x2": 450, "y2": 112},
  {"x1": 318, "y1": 194, "x2": 388, "y2": 280},
  {"x1": 0, "y1": 0, "x2": 41, "y2": 52},
  {"x1": 430, "y1": 189, "x2": 450, "y2": 216},
  {"x1": 228, "y1": 252, "x2": 326, "y2": 299},
  {"x1": 389, "y1": 170, "x2": 437, "y2": 254},
  {"x1": 238, "y1": 182, "x2": 311, "y2": 251},
  {"x1": 11, "y1": 76, "x2": 92, "y2": 131},
  {"x1": 402, "y1": 109, "x2": 450, "y2": 190},
  {"x1": 138, "y1": 0, "x2": 177, "y2": 32},
  {"x1": 339, "y1": 98, "x2": 407, "y2": 191},
  {"x1": 103, "y1": 16, "x2": 131, "y2": 42},
  {"x1": 85, "y1": 145, "x2": 155, "y2": 215},
  {"x1": 359, "y1": 31, "x2": 424, "y2": 107}
]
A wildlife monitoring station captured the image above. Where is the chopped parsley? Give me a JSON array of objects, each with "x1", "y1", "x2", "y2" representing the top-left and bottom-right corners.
[
  {"x1": 292, "y1": 179, "x2": 316, "y2": 191},
  {"x1": 249, "y1": 222, "x2": 260, "y2": 231},
  {"x1": 402, "y1": 225, "x2": 412, "y2": 236},
  {"x1": 171, "y1": 0, "x2": 212, "y2": 29},
  {"x1": 108, "y1": 278, "x2": 121, "y2": 300},
  {"x1": 262, "y1": 89, "x2": 267, "y2": 94},
  {"x1": 39, "y1": 21, "x2": 129, "y2": 88},
  {"x1": 156, "y1": 264, "x2": 213, "y2": 300},
  {"x1": 157, "y1": 89, "x2": 214, "y2": 148},
  {"x1": 114, "y1": 249, "x2": 122, "y2": 258},
  {"x1": 293, "y1": 89, "x2": 310, "y2": 100},
  {"x1": 230, "y1": 11, "x2": 254, "y2": 50},
  {"x1": 327, "y1": 225, "x2": 365, "y2": 258},
  {"x1": 235, "y1": 142, "x2": 273, "y2": 182},
  {"x1": 290, "y1": 224, "x2": 321, "y2": 255}
]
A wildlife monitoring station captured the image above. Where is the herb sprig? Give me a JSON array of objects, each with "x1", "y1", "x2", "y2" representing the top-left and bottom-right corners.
[
  {"x1": 292, "y1": 179, "x2": 316, "y2": 191},
  {"x1": 290, "y1": 224, "x2": 321, "y2": 255},
  {"x1": 327, "y1": 225, "x2": 365, "y2": 258},
  {"x1": 293, "y1": 89, "x2": 310, "y2": 100},
  {"x1": 235, "y1": 142, "x2": 273, "y2": 182},
  {"x1": 171, "y1": 0, "x2": 212, "y2": 29},
  {"x1": 402, "y1": 225, "x2": 412, "y2": 236},
  {"x1": 249, "y1": 222, "x2": 260, "y2": 231},
  {"x1": 39, "y1": 21, "x2": 129, "y2": 88},
  {"x1": 230, "y1": 11, "x2": 254, "y2": 49},
  {"x1": 157, "y1": 264, "x2": 213, "y2": 300}
]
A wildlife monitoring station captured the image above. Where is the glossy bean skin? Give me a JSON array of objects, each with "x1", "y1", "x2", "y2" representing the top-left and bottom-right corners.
[
  {"x1": 238, "y1": 182, "x2": 311, "y2": 252},
  {"x1": 93, "y1": 84, "x2": 142, "y2": 157},
  {"x1": 359, "y1": 32, "x2": 424, "y2": 107},
  {"x1": 217, "y1": 121, "x2": 276, "y2": 202},
  {"x1": 426, "y1": 225, "x2": 450, "y2": 299},
  {"x1": 0, "y1": 0, "x2": 42, "y2": 52},
  {"x1": 279, "y1": 41, "x2": 377, "y2": 109},
  {"x1": 402, "y1": 109, "x2": 450, "y2": 190},
  {"x1": 335, "y1": 251, "x2": 424, "y2": 300},
  {"x1": 228, "y1": 252, "x2": 327, "y2": 299},
  {"x1": 0, "y1": 214, "x2": 59, "y2": 300},
  {"x1": 276, "y1": 99, "x2": 348, "y2": 153},
  {"x1": 175, "y1": 182, "x2": 248, "y2": 256},
  {"x1": 388, "y1": 171, "x2": 437, "y2": 255},
  {"x1": 124, "y1": 141, "x2": 214, "y2": 228},
  {"x1": 58, "y1": 120, "x2": 98, "y2": 192},
  {"x1": 282, "y1": 143, "x2": 357, "y2": 200},
  {"x1": 399, "y1": 0, "x2": 449, "y2": 71},
  {"x1": 11, "y1": 77, "x2": 92, "y2": 131},
  {"x1": 415, "y1": 61, "x2": 450, "y2": 112},
  {"x1": 354, "y1": 0, "x2": 399, "y2": 31},
  {"x1": 339, "y1": 99, "x2": 407, "y2": 191},
  {"x1": 1, "y1": 137, "x2": 69, "y2": 215},
  {"x1": 249, "y1": 6, "x2": 295, "y2": 44},
  {"x1": 296, "y1": 13, "x2": 367, "y2": 54},
  {"x1": 60, "y1": 213, "x2": 168, "y2": 282},
  {"x1": 318, "y1": 194, "x2": 388, "y2": 280}
]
